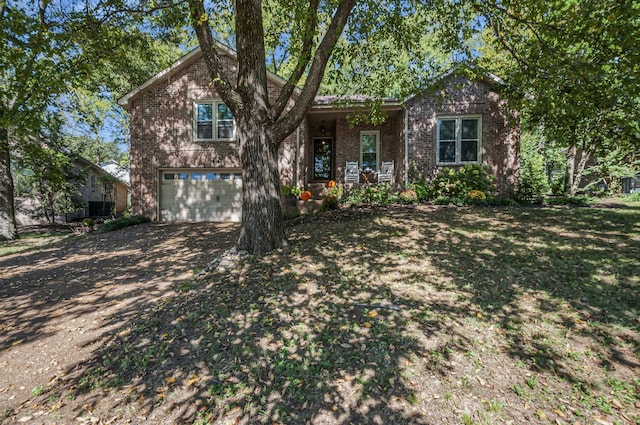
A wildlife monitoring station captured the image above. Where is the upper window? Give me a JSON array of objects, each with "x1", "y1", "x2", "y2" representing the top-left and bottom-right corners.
[
  {"x1": 437, "y1": 116, "x2": 481, "y2": 164},
  {"x1": 195, "y1": 101, "x2": 235, "y2": 141},
  {"x1": 360, "y1": 130, "x2": 380, "y2": 172}
]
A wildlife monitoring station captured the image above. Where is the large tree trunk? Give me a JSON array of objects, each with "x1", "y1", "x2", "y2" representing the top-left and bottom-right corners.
[
  {"x1": 236, "y1": 120, "x2": 285, "y2": 254},
  {"x1": 0, "y1": 127, "x2": 18, "y2": 240}
]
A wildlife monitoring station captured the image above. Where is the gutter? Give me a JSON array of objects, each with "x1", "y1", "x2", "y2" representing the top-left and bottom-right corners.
[{"x1": 404, "y1": 108, "x2": 409, "y2": 189}]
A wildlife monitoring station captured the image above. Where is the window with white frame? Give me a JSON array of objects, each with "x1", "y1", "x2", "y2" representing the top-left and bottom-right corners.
[
  {"x1": 360, "y1": 130, "x2": 380, "y2": 172},
  {"x1": 437, "y1": 116, "x2": 481, "y2": 164},
  {"x1": 195, "y1": 101, "x2": 235, "y2": 141}
]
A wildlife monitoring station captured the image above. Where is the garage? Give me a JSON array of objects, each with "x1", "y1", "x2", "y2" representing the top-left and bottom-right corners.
[{"x1": 160, "y1": 169, "x2": 242, "y2": 222}]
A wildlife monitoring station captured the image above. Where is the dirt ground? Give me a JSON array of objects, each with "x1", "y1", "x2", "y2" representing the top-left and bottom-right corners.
[{"x1": 0, "y1": 222, "x2": 239, "y2": 420}]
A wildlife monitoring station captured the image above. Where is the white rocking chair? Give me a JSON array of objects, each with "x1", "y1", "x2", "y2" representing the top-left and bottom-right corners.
[
  {"x1": 344, "y1": 161, "x2": 359, "y2": 184},
  {"x1": 377, "y1": 161, "x2": 394, "y2": 183}
]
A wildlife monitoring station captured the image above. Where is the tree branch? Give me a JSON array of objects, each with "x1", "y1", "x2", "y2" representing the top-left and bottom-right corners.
[
  {"x1": 186, "y1": 0, "x2": 242, "y2": 112},
  {"x1": 270, "y1": 0, "x2": 357, "y2": 145},
  {"x1": 271, "y1": 0, "x2": 320, "y2": 121}
]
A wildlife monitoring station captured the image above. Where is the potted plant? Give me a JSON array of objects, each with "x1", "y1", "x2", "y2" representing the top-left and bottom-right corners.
[{"x1": 280, "y1": 185, "x2": 302, "y2": 206}]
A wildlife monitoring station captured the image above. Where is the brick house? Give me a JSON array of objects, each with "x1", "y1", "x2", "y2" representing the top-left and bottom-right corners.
[
  {"x1": 15, "y1": 157, "x2": 130, "y2": 225},
  {"x1": 118, "y1": 44, "x2": 519, "y2": 222}
]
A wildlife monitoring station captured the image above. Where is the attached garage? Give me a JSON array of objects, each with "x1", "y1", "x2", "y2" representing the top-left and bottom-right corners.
[{"x1": 160, "y1": 169, "x2": 242, "y2": 222}]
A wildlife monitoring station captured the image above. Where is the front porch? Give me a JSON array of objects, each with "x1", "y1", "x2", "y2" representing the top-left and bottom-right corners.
[{"x1": 304, "y1": 98, "x2": 406, "y2": 187}]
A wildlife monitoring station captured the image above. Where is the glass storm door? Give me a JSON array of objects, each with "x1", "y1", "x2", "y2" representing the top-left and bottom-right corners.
[{"x1": 313, "y1": 137, "x2": 333, "y2": 180}]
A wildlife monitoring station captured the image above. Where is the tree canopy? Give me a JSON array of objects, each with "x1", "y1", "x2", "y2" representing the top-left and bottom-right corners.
[
  {"x1": 476, "y1": 0, "x2": 640, "y2": 192},
  {"x1": 0, "y1": 0, "x2": 183, "y2": 239},
  {"x1": 3, "y1": 0, "x2": 639, "y2": 243}
]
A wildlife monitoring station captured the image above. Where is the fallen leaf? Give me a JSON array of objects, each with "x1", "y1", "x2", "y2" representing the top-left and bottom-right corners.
[
  {"x1": 554, "y1": 409, "x2": 566, "y2": 418},
  {"x1": 164, "y1": 377, "x2": 176, "y2": 384},
  {"x1": 368, "y1": 311, "x2": 378, "y2": 318},
  {"x1": 363, "y1": 322, "x2": 372, "y2": 328}
]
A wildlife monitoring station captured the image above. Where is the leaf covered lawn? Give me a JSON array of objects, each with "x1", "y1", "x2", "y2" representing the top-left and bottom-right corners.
[{"x1": 7, "y1": 205, "x2": 640, "y2": 425}]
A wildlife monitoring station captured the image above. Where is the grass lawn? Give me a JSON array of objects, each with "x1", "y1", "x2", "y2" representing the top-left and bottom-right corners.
[
  {"x1": 20, "y1": 204, "x2": 640, "y2": 424},
  {"x1": 0, "y1": 229, "x2": 70, "y2": 257}
]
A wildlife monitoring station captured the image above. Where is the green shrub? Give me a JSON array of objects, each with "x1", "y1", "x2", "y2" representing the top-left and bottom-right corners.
[
  {"x1": 425, "y1": 164, "x2": 496, "y2": 203},
  {"x1": 322, "y1": 195, "x2": 340, "y2": 210},
  {"x1": 98, "y1": 215, "x2": 150, "y2": 233},
  {"x1": 516, "y1": 156, "x2": 548, "y2": 204},
  {"x1": 466, "y1": 189, "x2": 487, "y2": 205},
  {"x1": 409, "y1": 181, "x2": 429, "y2": 201},
  {"x1": 544, "y1": 196, "x2": 594, "y2": 207},
  {"x1": 341, "y1": 184, "x2": 393, "y2": 206},
  {"x1": 398, "y1": 189, "x2": 418, "y2": 203},
  {"x1": 81, "y1": 218, "x2": 95, "y2": 227},
  {"x1": 625, "y1": 192, "x2": 640, "y2": 202}
]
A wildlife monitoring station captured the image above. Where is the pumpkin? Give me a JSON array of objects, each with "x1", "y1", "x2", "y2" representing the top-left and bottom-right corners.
[
  {"x1": 300, "y1": 191, "x2": 312, "y2": 201},
  {"x1": 327, "y1": 180, "x2": 337, "y2": 188}
]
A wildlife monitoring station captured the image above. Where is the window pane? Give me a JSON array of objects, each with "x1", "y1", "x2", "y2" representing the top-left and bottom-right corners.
[
  {"x1": 164, "y1": 173, "x2": 175, "y2": 180},
  {"x1": 178, "y1": 173, "x2": 189, "y2": 180},
  {"x1": 438, "y1": 119, "x2": 455, "y2": 140},
  {"x1": 197, "y1": 123, "x2": 213, "y2": 139},
  {"x1": 439, "y1": 141, "x2": 456, "y2": 163},
  {"x1": 217, "y1": 120, "x2": 234, "y2": 139},
  {"x1": 362, "y1": 152, "x2": 377, "y2": 171},
  {"x1": 192, "y1": 172, "x2": 203, "y2": 180},
  {"x1": 205, "y1": 172, "x2": 217, "y2": 180},
  {"x1": 461, "y1": 141, "x2": 478, "y2": 162},
  {"x1": 197, "y1": 104, "x2": 213, "y2": 121},
  {"x1": 217, "y1": 103, "x2": 233, "y2": 120},
  {"x1": 233, "y1": 173, "x2": 242, "y2": 180},
  {"x1": 220, "y1": 173, "x2": 231, "y2": 180},
  {"x1": 461, "y1": 119, "x2": 478, "y2": 139},
  {"x1": 361, "y1": 134, "x2": 377, "y2": 153}
]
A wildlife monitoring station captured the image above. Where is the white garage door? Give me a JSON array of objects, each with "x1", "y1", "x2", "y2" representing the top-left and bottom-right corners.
[{"x1": 160, "y1": 169, "x2": 242, "y2": 222}]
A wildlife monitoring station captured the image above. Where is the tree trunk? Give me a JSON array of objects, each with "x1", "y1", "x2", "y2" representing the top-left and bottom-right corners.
[
  {"x1": 565, "y1": 145, "x2": 576, "y2": 195},
  {"x1": 236, "y1": 119, "x2": 285, "y2": 255},
  {"x1": 565, "y1": 145, "x2": 591, "y2": 196},
  {"x1": 0, "y1": 127, "x2": 18, "y2": 240}
]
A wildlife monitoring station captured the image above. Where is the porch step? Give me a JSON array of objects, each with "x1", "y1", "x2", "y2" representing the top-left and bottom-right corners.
[{"x1": 306, "y1": 182, "x2": 328, "y2": 200}]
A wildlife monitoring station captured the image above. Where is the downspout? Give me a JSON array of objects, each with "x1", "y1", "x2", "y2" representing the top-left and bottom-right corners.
[
  {"x1": 295, "y1": 126, "x2": 300, "y2": 186},
  {"x1": 404, "y1": 108, "x2": 409, "y2": 189}
]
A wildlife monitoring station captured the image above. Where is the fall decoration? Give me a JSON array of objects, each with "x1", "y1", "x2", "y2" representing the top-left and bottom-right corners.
[{"x1": 300, "y1": 191, "x2": 312, "y2": 201}]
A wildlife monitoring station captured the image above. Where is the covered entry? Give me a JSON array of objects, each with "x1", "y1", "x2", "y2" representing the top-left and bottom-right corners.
[{"x1": 160, "y1": 169, "x2": 242, "y2": 222}]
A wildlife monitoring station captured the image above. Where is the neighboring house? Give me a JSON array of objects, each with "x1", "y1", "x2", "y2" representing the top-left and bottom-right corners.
[
  {"x1": 118, "y1": 44, "x2": 519, "y2": 223},
  {"x1": 15, "y1": 157, "x2": 130, "y2": 225},
  {"x1": 622, "y1": 174, "x2": 640, "y2": 194}
]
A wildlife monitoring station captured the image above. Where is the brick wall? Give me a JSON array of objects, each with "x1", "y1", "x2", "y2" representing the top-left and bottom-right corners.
[
  {"x1": 126, "y1": 52, "x2": 299, "y2": 219},
  {"x1": 406, "y1": 74, "x2": 520, "y2": 195},
  {"x1": 332, "y1": 111, "x2": 405, "y2": 184}
]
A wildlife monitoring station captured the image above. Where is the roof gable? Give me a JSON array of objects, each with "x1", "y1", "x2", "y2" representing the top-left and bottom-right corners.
[
  {"x1": 403, "y1": 63, "x2": 505, "y2": 103},
  {"x1": 117, "y1": 42, "x2": 295, "y2": 109}
]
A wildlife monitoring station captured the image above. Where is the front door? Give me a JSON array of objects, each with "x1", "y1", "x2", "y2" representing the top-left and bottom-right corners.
[{"x1": 313, "y1": 137, "x2": 333, "y2": 180}]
